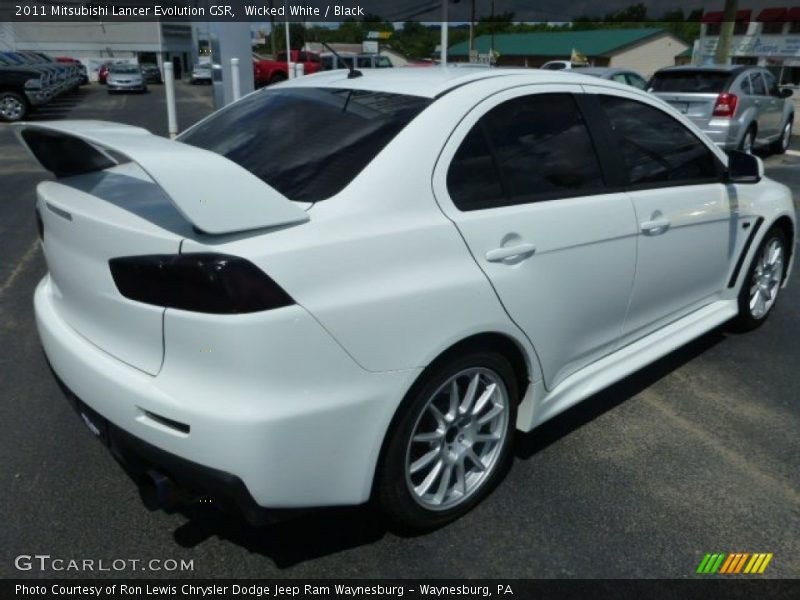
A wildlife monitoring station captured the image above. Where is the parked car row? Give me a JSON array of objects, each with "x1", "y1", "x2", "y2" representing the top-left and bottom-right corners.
[
  {"x1": 253, "y1": 50, "x2": 395, "y2": 88},
  {"x1": 542, "y1": 62, "x2": 795, "y2": 155},
  {"x1": 0, "y1": 51, "x2": 86, "y2": 122}
]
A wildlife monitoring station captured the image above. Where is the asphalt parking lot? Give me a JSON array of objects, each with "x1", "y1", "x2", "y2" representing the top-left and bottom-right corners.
[{"x1": 1, "y1": 82, "x2": 799, "y2": 579}]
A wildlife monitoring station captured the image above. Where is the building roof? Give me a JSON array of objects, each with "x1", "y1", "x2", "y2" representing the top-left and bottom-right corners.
[{"x1": 449, "y1": 28, "x2": 672, "y2": 58}]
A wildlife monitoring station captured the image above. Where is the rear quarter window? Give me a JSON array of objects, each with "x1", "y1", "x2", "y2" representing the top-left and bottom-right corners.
[
  {"x1": 650, "y1": 71, "x2": 732, "y2": 93},
  {"x1": 179, "y1": 88, "x2": 431, "y2": 203}
]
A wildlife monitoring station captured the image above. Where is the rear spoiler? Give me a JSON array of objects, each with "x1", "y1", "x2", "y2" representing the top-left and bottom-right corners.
[{"x1": 12, "y1": 120, "x2": 309, "y2": 235}]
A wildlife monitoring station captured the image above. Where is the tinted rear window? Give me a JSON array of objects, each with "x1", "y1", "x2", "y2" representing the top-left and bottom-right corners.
[
  {"x1": 649, "y1": 71, "x2": 732, "y2": 93},
  {"x1": 180, "y1": 87, "x2": 431, "y2": 202}
]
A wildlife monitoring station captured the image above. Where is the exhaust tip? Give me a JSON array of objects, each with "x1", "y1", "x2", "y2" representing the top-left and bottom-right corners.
[{"x1": 139, "y1": 469, "x2": 181, "y2": 511}]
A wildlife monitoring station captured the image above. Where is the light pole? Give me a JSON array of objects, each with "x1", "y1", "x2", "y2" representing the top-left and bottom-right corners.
[{"x1": 715, "y1": 0, "x2": 738, "y2": 65}]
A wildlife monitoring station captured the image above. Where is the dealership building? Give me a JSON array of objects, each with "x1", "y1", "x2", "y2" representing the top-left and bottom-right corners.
[
  {"x1": 448, "y1": 28, "x2": 689, "y2": 76},
  {"x1": 696, "y1": 6, "x2": 800, "y2": 84},
  {"x1": 0, "y1": 21, "x2": 196, "y2": 80}
]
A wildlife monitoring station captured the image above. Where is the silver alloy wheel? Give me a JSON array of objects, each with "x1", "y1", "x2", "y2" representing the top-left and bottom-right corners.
[
  {"x1": 781, "y1": 122, "x2": 792, "y2": 151},
  {"x1": 405, "y1": 367, "x2": 509, "y2": 511},
  {"x1": 0, "y1": 95, "x2": 24, "y2": 121},
  {"x1": 749, "y1": 237, "x2": 784, "y2": 319},
  {"x1": 742, "y1": 129, "x2": 754, "y2": 154}
]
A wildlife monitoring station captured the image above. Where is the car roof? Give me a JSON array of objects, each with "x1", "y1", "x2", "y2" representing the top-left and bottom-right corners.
[
  {"x1": 279, "y1": 66, "x2": 619, "y2": 99},
  {"x1": 573, "y1": 67, "x2": 633, "y2": 76},
  {"x1": 655, "y1": 64, "x2": 749, "y2": 74}
]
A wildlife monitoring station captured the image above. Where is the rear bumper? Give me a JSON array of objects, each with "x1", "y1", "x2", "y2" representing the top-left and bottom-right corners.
[
  {"x1": 700, "y1": 118, "x2": 742, "y2": 150},
  {"x1": 57, "y1": 381, "x2": 273, "y2": 524},
  {"x1": 35, "y1": 275, "x2": 420, "y2": 512},
  {"x1": 107, "y1": 82, "x2": 146, "y2": 91}
]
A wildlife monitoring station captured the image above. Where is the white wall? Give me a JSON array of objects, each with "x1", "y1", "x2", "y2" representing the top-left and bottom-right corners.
[
  {"x1": 0, "y1": 22, "x2": 14, "y2": 50},
  {"x1": 610, "y1": 34, "x2": 689, "y2": 78}
]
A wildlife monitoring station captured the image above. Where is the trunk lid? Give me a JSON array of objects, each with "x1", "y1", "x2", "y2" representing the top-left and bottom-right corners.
[
  {"x1": 652, "y1": 92, "x2": 721, "y2": 128},
  {"x1": 17, "y1": 120, "x2": 311, "y2": 374}
]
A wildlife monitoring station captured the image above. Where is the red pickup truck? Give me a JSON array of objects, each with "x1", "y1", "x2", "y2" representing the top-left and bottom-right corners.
[{"x1": 253, "y1": 50, "x2": 322, "y2": 87}]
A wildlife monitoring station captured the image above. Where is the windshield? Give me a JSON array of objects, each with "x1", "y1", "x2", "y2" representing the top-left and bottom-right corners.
[
  {"x1": 180, "y1": 87, "x2": 431, "y2": 202},
  {"x1": 111, "y1": 65, "x2": 140, "y2": 74},
  {"x1": 649, "y1": 71, "x2": 732, "y2": 93}
]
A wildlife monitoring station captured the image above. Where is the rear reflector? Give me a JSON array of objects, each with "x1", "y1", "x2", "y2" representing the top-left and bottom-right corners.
[
  {"x1": 712, "y1": 93, "x2": 738, "y2": 118},
  {"x1": 109, "y1": 253, "x2": 294, "y2": 314}
]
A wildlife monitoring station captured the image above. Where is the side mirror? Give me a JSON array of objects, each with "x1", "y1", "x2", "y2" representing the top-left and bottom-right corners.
[
  {"x1": 726, "y1": 150, "x2": 762, "y2": 184},
  {"x1": 780, "y1": 88, "x2": 793, "y2": 98}
]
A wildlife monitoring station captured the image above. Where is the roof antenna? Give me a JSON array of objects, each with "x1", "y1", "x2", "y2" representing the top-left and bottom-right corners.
[{"x1": 321, "y1": 41, "x2": 362, "y2": 79}]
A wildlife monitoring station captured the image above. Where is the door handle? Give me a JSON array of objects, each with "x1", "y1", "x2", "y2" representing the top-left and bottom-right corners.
[
  {"x1": 485, "y1": 243, "x2": 536, "y2": 263},
  {"x1": 640, "y1": 217, "x2": 671, "y2": 235}
]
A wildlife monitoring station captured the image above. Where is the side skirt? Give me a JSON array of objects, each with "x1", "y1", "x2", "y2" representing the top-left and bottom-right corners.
[{"x1": 516, "y1": 299, "x2": 739, "y2": 432}]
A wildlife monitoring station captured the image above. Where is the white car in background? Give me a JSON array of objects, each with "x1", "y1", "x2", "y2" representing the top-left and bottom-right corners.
[
  {"x1": 16, "y1": 68, "x2": 795, "y2": 529},
  {"x1": 105, "y1": 63, "x2": 147, "y2": 93}
]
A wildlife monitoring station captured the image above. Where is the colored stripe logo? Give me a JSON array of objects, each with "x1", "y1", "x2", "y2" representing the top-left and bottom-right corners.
[{"x1": 696, "y1": 552, "x2": 773, "y2": 574}]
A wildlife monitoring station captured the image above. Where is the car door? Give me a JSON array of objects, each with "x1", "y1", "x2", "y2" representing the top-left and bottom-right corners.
[
  {"x1": 584, "y1": 87, "x2": 733, "y2": 343},
  {"x1": 749, "y1": 71, "x2": 778, "y2": 139},
  {"x1": 432, "y1": 85, "x2": 638, "y2": 389},
  {"x1": 762, "y1": 70, "x2": 786, "y2": 136}
]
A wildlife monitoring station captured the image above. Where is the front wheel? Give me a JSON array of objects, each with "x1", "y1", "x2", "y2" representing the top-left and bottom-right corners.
[
  {"x1": 0, "y1": 92, "x2": 28, "y2": 122},
  {"x1": 732, "y1": 226, "x2": 787, "y2": 331},
  {"x1": 376, "y1": 351, "x2": 518, "y2": 530}
]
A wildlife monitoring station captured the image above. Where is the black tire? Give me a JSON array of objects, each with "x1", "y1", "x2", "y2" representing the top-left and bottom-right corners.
[
  {"x1": 739, "y1": 124, "x2": 756, "y2": 154},
  {"x1": 771, "y1": 119, "x2": 793, "y2": 155},
  {"x1": 269, "y1": 72, "x2": 287, "y2": 85},
  {"x1": 375, "y1": 350, "x2": 518, "y2": 531},
  {"x1": 731, "y1": 226, "x2": 787, "y2": 331},
  {"x1": 0, "y1": 91, "x2": 29, "y2": 122}
]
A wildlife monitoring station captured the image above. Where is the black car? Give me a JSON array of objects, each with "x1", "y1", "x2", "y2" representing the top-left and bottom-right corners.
[
  {"x1": 141, "y1": 64, "x2": 162, "y2": 84},
  {"x1": 0, "y1": 65, "x2": 52, "y2": 121}
]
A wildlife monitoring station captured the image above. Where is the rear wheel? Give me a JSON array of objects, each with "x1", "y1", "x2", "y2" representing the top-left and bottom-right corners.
[
  {"x1": 0, "y1": 92, "x2": 28, "y2": 122},
  {"x1": 771, "y1": 119, "x2": 793, "y2": 155},
  {"x1": 376, "y1": 350, "x2": 518, "y2": 530},
  {"x1": 269, "y1": 72, "x2": 287, "y2": 85},
  {"x1": 739, "y1": 125, "x2": 756, "y2": 154},
  {"x1": 732, "y1": 226, "x2": 787, "y2": 331}
]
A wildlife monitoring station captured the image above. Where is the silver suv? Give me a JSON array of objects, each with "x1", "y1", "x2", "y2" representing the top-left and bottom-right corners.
[{"x1": 649, "y1": 65, "x2": 794, "y2": 154}]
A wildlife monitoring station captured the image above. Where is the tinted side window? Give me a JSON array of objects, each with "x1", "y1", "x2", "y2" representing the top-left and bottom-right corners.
[
  {"x1": 597, "y1": 95, "x2": 719, "y2": 186},
  {"x1": 740, "y1": 74, "x2": 752, "y2": 95},
  {"x1": 446, "y1": 125, "x2": 505, "y2": 211},
  {"x1": 447, "y1": 93, "x2": 604, "y2": 211},
  {"x1": 763, "y1": 71, "x2": 780, "y2": 96},
  {"x1": 751, "y1": 73, "x2": 767, "y2": 95},
  {"x1": 626, "y1": 74, "x2": 648, "y2": 90}
]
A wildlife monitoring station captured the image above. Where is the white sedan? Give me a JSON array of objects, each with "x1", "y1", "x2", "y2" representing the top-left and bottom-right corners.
[{"x1": 16, "y1": 68, "x2": 795, "y2": 529}]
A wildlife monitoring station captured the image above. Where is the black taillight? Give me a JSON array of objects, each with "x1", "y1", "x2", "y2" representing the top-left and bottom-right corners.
[{"x1": 109, "y1": 253, "x2": 294, "y2": 314}]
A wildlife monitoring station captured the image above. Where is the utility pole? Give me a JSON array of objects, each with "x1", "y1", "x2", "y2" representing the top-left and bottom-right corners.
[
  {"x1": 469, "y1": 0, "x2": 475, "y2": 53},
  {"x1": 491, "y1": 0, "x2": 496, "y2": 65},
  {"x1": 441, "y1": 0, "x2": 448, "y2": 66},
  {"x1": 715, "y1": 0, "x2": 738, "y2": 65},
  {"x1": 269, "y1": 0, "x2": 277, "y2": 57}
]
